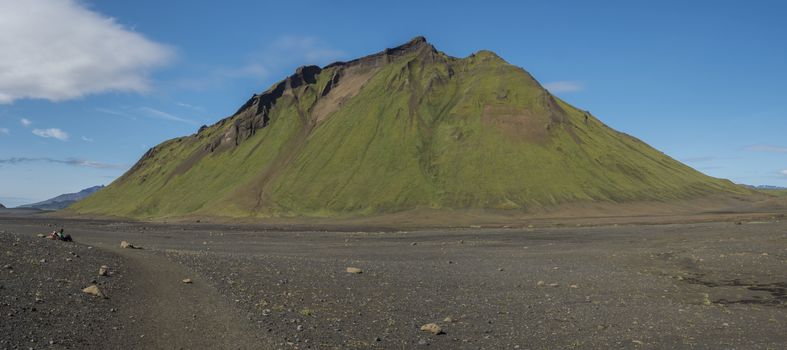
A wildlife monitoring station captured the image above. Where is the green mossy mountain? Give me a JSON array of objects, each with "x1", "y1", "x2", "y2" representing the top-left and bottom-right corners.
[{"x1": 71, "y1": 37, "x2": 747, "y2": 219}]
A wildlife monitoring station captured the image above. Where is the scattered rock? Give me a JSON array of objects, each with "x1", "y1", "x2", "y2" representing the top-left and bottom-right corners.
[
  {"x1": 537, "y1": 280, "x2": 559, "y2": 287},
  {"x1": 569, "y1": 284, "x2": 579, "y2": 289},
  {"x1": 420, "y1": 323, "x2": 443, "y2": 335},
  {"x1": 98, "y1": 265, "x2": 109, "y2": 276},
  {"x1": 411, "y1": 242, "x2": 417, "y2": 246},
  {"x1": 346, "y1": 267, "x2": 363, "y2": 274},
  {"x1": 120, "y1": 241, "x2": 141, "y2": 249},
  {"x1": 182, "y1": 278, "x2": 193, "y2": 284},
  {"x1": 443, "y1": 316, "x2": 453, "y2": 323},
  {"x1": 82, "y1": 285, "x2": 104, "y2": 298},
  {"x1": 36, "y1": 234, "x2": 45, "y2": 238}
]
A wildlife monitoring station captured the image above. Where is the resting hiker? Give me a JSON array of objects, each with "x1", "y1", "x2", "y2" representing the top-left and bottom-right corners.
[{"x1": 49, "y1": 228, "x2": 72, "y2": 242}]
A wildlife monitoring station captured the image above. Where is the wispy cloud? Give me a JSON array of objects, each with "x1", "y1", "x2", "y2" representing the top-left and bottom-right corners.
[
  {"x1": 698, "y1": 166, "x2": 722, "y2": 171},
  {"x1": 744, "y1": 144, "x2": 787, "y2": 153},
  {"x1": 139, "y1": 106, "x2": 197, "y2": 125},
  {"x1": 173, "y1": 35, "x2": 344, "y2": 90},
  {"x1": 81, "y1": 136, "x2": 94, "y2": 142},
  {"x1": 0, "y1": 157, "x2": 126, "y2": 169},
  {"x1": 780, "y1": 170, "x2": 787, "y2": 177},
  {"x1": 0, "y1": 0, "x2": 173, "y2": 104},
  {"x1": 175, "y1": 102, "x2": 205, "y2": 111},
  {"x1": 682, "y1": 156, "x2": 716, "y2": 163},
  {"x1": 95, "y1": 107, "x2": 137, "y2": 120},
  {"x1": 543, "y1": 81, "x2": 584, "y2": 93},
  {"x1": 0, "y1": 127, "x2": 8, "y2": 135},
  {"x1": 267, "y1": 35, "x2": 346, "y2": 64},
  {"x1": 20, "y1": 118, "x2": 31, "y2": 127},
  {"x1": 32, "y1": 128, "x2": 69, "y2": 141}
]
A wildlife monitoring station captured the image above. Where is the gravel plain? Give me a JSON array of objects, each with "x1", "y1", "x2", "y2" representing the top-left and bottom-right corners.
[{"x1": 1, "y1": 212, "x2": 785, "y2": 349}]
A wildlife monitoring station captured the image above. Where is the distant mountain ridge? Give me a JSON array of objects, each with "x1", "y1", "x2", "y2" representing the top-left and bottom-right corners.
[
  {"x1": 21, "y1": 185, "x2": 105, "y2": 210},
  {"x1": 750, "y1": 185, "x2": 787, "y2": 190}
]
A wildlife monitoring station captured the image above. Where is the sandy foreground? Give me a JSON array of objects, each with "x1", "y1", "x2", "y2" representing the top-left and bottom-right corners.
[{"x1": 1, "y1": 212, "x2": 785, "y2": 349}]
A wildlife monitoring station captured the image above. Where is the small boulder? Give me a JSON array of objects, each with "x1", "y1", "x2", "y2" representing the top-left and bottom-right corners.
[
  {"x1": 36, "y1": 234, "x2": 46, "y2": 238},
  {"x1": 420, "y1": 323, "x2": 443, "y2": 335},
  {"x1": 182, "y1": 278, "x2": 193, "y2": 284},
  {"x1": 82, "y1": 285, "x2": 104, "y2": 298},
  {"x1": 98, "y1": 265, "x2": 109, "y2": 276},
  {"x1": 346, "y1": 267, "x2": 363, "y2": 274},
  {"x1": 120, "y1": 241, "x2": 141, "y2": 249}
]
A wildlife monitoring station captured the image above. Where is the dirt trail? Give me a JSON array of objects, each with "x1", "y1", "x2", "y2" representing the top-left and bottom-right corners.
[{"x1": 108, "y1": 247, "x2": 267, "y2": 349}]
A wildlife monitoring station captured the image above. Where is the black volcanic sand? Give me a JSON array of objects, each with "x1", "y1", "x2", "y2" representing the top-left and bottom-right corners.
[{"x1": 0, "y1": 216, "x2": 785, "y2": 349}]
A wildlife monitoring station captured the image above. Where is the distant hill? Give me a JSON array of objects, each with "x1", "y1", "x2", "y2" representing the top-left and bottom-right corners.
[
  {"x1": 71, "y1": 37, "x2": 749, "y2": 220},
  {"x1": 0, "y1": 203, "x2": 5, "y2": 209},
  {"x1": 21, "y1": 185, "x2": 105, "y2": 210},
  {"x1": 748, "y1": 185, "x2": 787, "y2": 190}
]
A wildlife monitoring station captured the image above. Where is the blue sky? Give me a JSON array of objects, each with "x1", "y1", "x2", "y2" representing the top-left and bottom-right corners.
[{"x1": 1, "y1": 0, "x2": 786, "y2": 207}]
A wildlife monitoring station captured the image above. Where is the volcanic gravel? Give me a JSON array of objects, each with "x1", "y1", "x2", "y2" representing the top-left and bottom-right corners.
[
  {"x1": 1, "y1": 216, "x2": 786, "y2": 349},
  {"x1": 0, "y1": 230, "x2": 133, "y2": 349}
]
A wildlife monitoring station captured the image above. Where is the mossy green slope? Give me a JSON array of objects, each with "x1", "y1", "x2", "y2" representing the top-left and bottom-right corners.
[{"x1": 71, "y1": 37, "x2": 747, "y2": 219}]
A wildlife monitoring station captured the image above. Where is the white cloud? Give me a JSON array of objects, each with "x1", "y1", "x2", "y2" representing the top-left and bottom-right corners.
[
  {"x1": 81, "y1": 136, "x2": 94, "y2": 142},
  {"x1": 744, "y1": 145, "x2": 787, "y2": 153},
  {"x1": 139, "y1": 106, "x2": 196, "y2": 125},
  {"x1": 0, "y1": 0, "x2": 174, "y2": 104},
  {"x1": 543, "y1": 81, "x2": 584, "y2": 93},
  {"x1": 781, "y1": 169, "x2": 787, "y2": 177},
  {"x1": 20, "y1": 118, "x2": 32, "y2": 127},
  {"x1": 0, "y1": 127, "x2": 9, "y2": 135},
  {"x1": 32, "y1": 128, "x2": 69, "y2": 141}
]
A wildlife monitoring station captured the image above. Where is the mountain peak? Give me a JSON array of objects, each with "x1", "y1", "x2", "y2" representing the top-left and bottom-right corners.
[
  {"x1": 385, "y1": 35, "x2": 434, "y2": 55},
  {"x1": 404, "y1": 35, "x2": 428, "y2": 47}
]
